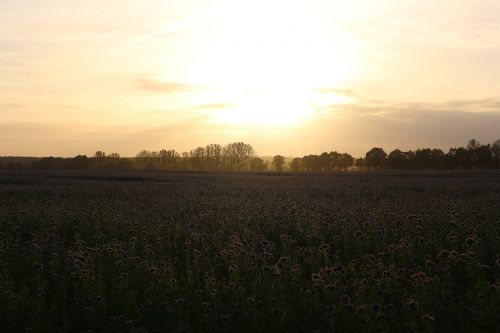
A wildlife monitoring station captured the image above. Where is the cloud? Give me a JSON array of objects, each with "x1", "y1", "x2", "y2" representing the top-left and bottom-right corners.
[
  {"x1": 319, "y1": 97, "x2": 500, "y2": 119},
  {"x1": 133, "y1": 79, "x2": 203, "y2": 93},
  {"x1": 193, "y1": 103, "x2": 235, "y2": 110},
  {"x1": 346, "y1": 2, "x2": 500, "y2": 50},
  {"x1": 315, "y1": 87, "x2": 358, "y2": 97},
  {"x1": 308, "y1": 95, "x2": 500, "y2": 154},
  {"x1": 121, "y1": 9, "x2": 220, "y2": 47},
  {"x1": 0, "y1": 45, "x2": 38, "y2": 57},
  {"x1": 0, "y1": 103, "x2": 25, "y2": 109}
]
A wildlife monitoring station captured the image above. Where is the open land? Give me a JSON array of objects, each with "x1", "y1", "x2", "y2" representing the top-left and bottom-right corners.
[{"x1": 0, "y1": 170, "x2": 499, "y2": 332}]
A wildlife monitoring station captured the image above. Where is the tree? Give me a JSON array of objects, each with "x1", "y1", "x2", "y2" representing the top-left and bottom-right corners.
[
  {"x1": 222, "y1": 142, "x2": 255, "y2": 171},
  {"x1": 337, "y1": 153, "x2": 353, "y2": 171},
  {"x1": 414, "y1": 149, "x2": 435, "y2": 169},
  {"x1": 67, "y1": 155, "x2": 89, "y2": 169},
  {"x1": 387, "y1": 149, "x2": 408, "y2": 169},
  {"x1": 189, "y1": 147, "x2": 206, "y2": 171},
  {"x1": 205, "y1": 144, "x2": 223, "y2": 171},
  {"x1": 136, "y1": 150, "x2": 156, "y2": 170},
  {"x1": 159, "y1": 149, "x2": 180, "y2": 170},
  {"x1": 492, "y1": 139, "x2": 500, "y2": 168},
  {"x1": 365, "y1": 147, "x2": 387, "y2": 169},
  {"x1": 94, "y1": 151, "x2": 106, "y2": 158},
  {"x1": 446, "y1": 147, "x2": 472, "y2": 169},
  {"x1": 355, "y1": 157, "x2": 366, "y2": 168},
  {"x1": 250, "y1": 157, "x2": 267, "y2": 172},
  {"x1": 272, "y1": 155, "x2": 286, "y2": 172},
  {"x1": 318, "y1": 152, "x2": 332, "y2": 171},
  {"x1": 466, "y1": 139, "x2": 481, "y2": 151},
  {"x1": 290, "y1": 158, "x2": 303, "y2": 172},
  {"x1": 466, "y1": 139, "x2": 482, "y2": 168},
  {"x1": 302, "y1": 155, "x2": 321, "y2": 171}
]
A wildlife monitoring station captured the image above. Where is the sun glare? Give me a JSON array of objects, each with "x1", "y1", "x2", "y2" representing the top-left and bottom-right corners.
[
  {"x1": 184, "y1": 0, "x2": 357, "y2": 127},
  {"x1": 211, "y1": 88, "x2": 312, "y2": 126}
]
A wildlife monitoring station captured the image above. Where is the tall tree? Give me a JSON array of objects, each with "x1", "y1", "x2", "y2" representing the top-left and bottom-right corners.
[
  {"x1": 272, "y1": 155, "x2": 285, "y2": 172},
  {"x1": 492, "y1": 139, "x2": 500, "y2": 168},
  {"x1": 365, "y1": 147, "x2": 387, "y2": 169},
  {"x1": 338, "y1": 153, "x2": 354, "y2": 171},
  {"x1": 222, "y1": 142, "x2": 254, "y2": 171},
  {"x1": 250, "y1": 157, "x2": 267, "y2": 172},
  {"x1": 290, "y1": 158, "x2": 303, "y2": 172},
  {"x1": 388, "y1": 149, "x2": 409, "y2": 169},
  {"x1": 205, "y1": 144, "x2": 223, "y2": 171}
]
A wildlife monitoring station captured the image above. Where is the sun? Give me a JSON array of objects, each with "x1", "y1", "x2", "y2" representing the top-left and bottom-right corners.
[
  {"x1": 210, "y1": 88, "x2": 312, "y2": 127},
  {"x1": 183, "y1": 0, "x2": 357, "y2": 127}
]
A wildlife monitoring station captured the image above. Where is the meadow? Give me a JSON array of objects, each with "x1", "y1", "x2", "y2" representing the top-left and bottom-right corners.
[{"x1": 0, "y1": 170, "x2": 499, "y2": 332}]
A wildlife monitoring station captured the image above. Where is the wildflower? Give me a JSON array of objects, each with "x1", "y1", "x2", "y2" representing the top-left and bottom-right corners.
[
  {"x1": 318, "y1": 243, "x2": 329, "y2": 253},
  {"x1": 447, "y1": 232, "x2": 458, "y2": 242},
  {"x1": 259, "y1": 251, "x2": 272, "y2": 260},
  {"x1": 404, "y1": 298, "x2": 419, "y2": 311},
  {"x1": 270, "y1": 265, "x2": 281, "y2": 275},
  {"x1": 278, "y1": 256, "x2": 289, "y2": 265},
  {"x1": 465, "y1": 235, "x2": 477, "y2": 246},
  {"x1": 95, "y1": 296, "x2": 104, "y2": 305},
  {"x1": 421, "y1": 314, "x2": 435, "y2": 322},
  {"x1": 437, "y1": 249, "x2": 449, "y2": 259},
  {"x1": 354, "y1": 230, "x2": 365, "y2": 240},
  {"x1": 479, "y1": 264, "x2": 491, "y2": 271},
  {"x1": 354, "y1": 304, "x2": 366, "y2": 316},
  {"x1": 425, "y1": 260, "x2": 437, "y2": 269}
]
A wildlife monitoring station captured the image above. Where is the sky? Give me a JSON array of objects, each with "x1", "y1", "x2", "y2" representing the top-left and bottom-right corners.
[{"x1": 1, "y1": 0, "x2": 500, "y2": 157}]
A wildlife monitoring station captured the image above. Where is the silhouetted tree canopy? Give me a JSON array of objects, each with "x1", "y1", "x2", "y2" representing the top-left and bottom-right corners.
[
  {"x1": 2, "y1": 138, "x2": 499, "y2": 172},
  {"x1": 290, "y1": 158, "x2": 303, "y2": 172},
  {"x1": 250, "y1": 157, "x2": 267, "y2": 172},
  {"x1": 272, "y1": 155, "x2": 285, "y2": 172},
  {"x1": 365, "y1": 147, "x2": 387, "y2": 169}
]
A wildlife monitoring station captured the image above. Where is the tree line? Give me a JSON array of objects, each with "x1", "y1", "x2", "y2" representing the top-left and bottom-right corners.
[
  {"x1": 1, "y1": 139, "x2": 499, "y2": 172},
  {"x1": 355, "y1": 139, "x2": 500, "y2": 170}
]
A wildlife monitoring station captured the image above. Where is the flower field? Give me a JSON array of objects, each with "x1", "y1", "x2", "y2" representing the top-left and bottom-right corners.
[{"x1": 0, "y1": 170, "x2": 499, "y2": 332}]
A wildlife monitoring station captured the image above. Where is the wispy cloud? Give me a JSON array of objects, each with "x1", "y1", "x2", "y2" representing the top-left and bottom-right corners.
[
  {"x1": 0, "y1": 103, "x2": 26, "y2": 109},
  {"x1": 193, "y1": 103, "x2": 235, "y2": 110},
  {"x1": 134, "y1": 79, "x2": 203, "y2": 93},
  {"x1": 318, "y1": 97, "x2": 500, "y2": 119},
  {"x1": 315, "y1": 87, "x2": 358, "y2": 97},
  {"x1": 349, "y1": 4, "x2": 500, "y2": 50},
  {"x1": 122, "y1": 9, "x2": 220, "y2": 47},
  {"x1": 0, "y1": 45, "x2": 38, "y2": 57}
]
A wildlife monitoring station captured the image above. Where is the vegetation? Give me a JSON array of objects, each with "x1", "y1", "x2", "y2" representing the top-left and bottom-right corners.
[
  {"x1": 0, "y1": 170, "x2": 499, "y2": 332},
  {"x1": 2, "y1": 139, "x2": 499, "y2": 172}
]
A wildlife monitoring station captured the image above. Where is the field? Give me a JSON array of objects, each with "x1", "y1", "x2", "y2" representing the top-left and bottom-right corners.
[{"x1": 0, "y1": 170, "x2": 499, "y2": 332}]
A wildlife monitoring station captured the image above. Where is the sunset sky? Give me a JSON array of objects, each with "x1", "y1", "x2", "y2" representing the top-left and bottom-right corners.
[{"x1": 1, "y1": 0, "x2": 500, "y2": 157}]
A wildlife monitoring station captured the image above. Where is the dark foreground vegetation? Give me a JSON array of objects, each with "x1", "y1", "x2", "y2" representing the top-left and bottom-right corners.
[
  {"x1": 2, "y1": 138, "x2": 500, "y2": 172},
  {"x1": 0, "y1": 170, "x2": 499, "y2": 332}
]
